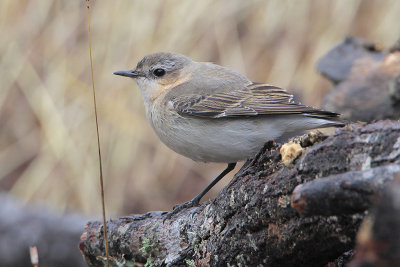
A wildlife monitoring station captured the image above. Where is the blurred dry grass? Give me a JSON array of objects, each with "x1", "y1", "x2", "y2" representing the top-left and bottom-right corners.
[{"x1": 0, "y1": 0, "x2": 399, "y2": 216}]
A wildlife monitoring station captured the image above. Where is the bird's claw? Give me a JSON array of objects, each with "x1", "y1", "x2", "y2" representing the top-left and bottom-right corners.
[{"x1": 163, "y1": 199, "x2": 200, "y2": 222}]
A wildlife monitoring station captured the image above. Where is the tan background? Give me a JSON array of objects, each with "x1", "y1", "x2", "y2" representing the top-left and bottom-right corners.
[{"x1": 1, "y1": 0, "x2": 399, "y2": 216}]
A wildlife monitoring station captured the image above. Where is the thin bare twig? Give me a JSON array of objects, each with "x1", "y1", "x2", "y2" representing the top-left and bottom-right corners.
[{"x1": 86, "y1": 1, "x2": 110, "y2": 266}]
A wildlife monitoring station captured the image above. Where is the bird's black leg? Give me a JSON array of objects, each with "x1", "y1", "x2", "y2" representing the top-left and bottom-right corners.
[{"x1": 164, "y1": 162, "x2": 237, "y2": 221}]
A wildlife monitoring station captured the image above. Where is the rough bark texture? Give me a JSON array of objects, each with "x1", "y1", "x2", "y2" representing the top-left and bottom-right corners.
[
  {"x1": 79, "y1": 120, "x2": 400, "y2": 267},
  {"x1": 349, "y1": 176, "x2": 400, "y2": 267},
  {"x1": 291, "y1": 165, "x2": 400, "y2": 216}
]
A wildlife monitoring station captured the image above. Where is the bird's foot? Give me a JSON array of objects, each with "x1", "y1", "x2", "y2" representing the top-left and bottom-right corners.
[
  {"x1": 163, "y1": 198, "x2": 201, "y2": 222},
  {"x1": 120, "y1": 211, "x2": 168, "y2": 222}
]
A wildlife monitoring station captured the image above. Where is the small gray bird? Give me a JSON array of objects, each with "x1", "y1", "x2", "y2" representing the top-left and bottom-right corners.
[{"x1": 114, "y1": 52, "x2": 344, "y2": 215}]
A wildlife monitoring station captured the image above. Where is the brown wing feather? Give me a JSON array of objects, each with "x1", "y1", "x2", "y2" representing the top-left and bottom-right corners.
[{"x1": 172, "y1": 83, "x2": 340, "y2": 119}]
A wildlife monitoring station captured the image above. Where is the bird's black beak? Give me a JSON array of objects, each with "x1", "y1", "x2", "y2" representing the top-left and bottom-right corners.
[{"x1": 113, "y1": 69, "x2": 142, "y2": 78}]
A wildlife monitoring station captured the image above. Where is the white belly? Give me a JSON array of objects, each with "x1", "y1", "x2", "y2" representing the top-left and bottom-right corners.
[
  {"x1": 147, "y1": 101, "x2": 328, "y2": 162},
  {"x1": 157, "y1": 116, "x2": 277, "y2": 162}
]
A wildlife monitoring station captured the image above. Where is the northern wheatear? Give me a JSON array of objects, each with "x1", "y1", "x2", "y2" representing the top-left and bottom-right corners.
[{"x1": 114, "y1": 52, "x2": 344, "y2": 215}]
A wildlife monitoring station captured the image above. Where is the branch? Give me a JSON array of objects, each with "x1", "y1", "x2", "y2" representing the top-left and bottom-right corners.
[{"x1": 291, "y1": 164, "x2": 400, "y2": 216}]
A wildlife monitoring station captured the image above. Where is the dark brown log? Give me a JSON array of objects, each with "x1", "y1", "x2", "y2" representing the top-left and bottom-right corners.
[
  {"x1": 326, "y1": 250, "x2": 354, "y2": 267},
  {"x1": 348, "y1": 176, "x2": 400, "y2": 267},
  {"x1": 318, "y1": 36, "x2": 400, "y2": 122},
  {"x1": 291, "y1": 165, "x2": 400, "y2": 216},
  {"x1": 79, "y1": 120, "x2": 400, "y2": 266},
  {"x1": 317, "y1": 36, "x2": 384, "y2": 84}
]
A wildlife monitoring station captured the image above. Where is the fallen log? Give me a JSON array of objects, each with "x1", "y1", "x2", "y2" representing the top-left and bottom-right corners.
[
  {"x1": 79, "y1": 120, "x2": 400, "y2": 266},
  {"x1": 318, "y1": 36, "x2": 400, "y2": 122},
  {"x1": 349, "y1": 176, "x2": 400, "y2": 267}
]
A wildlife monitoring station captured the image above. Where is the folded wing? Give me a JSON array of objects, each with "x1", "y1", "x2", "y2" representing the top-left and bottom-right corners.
[{"x1": 171, "y1": 83, "x2": 341, "y2": 119}]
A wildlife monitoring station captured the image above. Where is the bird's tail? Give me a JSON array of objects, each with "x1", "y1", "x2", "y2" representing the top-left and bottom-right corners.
[{"x1": 304, "y1": 110, "x2": 347, "y2": 128}]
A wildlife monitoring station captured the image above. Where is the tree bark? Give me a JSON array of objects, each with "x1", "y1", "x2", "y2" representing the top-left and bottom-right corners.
[
  {"x1": 349, "y1": 175, "x2": 400, "y2": 267},
  {"x1": 79, "y1": 120, "x2": 400, "y2": 266}
]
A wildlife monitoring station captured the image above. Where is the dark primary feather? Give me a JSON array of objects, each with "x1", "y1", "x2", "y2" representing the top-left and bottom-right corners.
[{"x1": 171, "y1": 83, "x2": 342, "y2": 120}]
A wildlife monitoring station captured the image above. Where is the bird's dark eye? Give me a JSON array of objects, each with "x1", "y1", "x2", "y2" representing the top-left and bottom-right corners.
[{"x1": 153, "y1": 68, "x2": 166, "y2": 77}]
